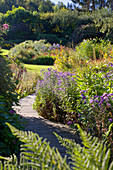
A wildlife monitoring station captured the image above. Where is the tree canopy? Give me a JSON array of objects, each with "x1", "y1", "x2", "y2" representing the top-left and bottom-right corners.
[{"x1": 71, "y1": 0, "x2": 113, "y2": 11}]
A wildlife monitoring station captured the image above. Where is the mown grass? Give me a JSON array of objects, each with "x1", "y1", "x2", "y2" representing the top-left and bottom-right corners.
[
  {"x1": 24, "y1": 64, "x2": 55, "y2": 74},
  {"x1": 1, "y1": 49, "x2": 9, "y2": 55}
]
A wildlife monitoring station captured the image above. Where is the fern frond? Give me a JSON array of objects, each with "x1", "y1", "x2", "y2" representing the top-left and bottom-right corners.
[
  {"x1": 5, "y1": 123, "x2": 70, "y2": 170},
  {"x1": 1, "y1": 123, "x2": 112, "y2": 170},
  {"x1": 55, "y1": 124, "x2": 113, "y2": 170},
  {"x1": 109, "y1": 161, "x2": 113, "y2": 170}
]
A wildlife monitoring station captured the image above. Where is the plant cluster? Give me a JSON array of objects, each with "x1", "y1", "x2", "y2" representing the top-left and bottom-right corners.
[
  {"x1": 0, "y1": 55, "x2": 23, "y2": 157},
  {"x1": 34, "y1": 62, "x2": 113, "y2": 141},
  {"x1": 8, "y1": 40, "x2": 59, "y2": 65},
  {"x1": 34, "y1": 68, "x2": 78, "y2": 123},
  {"x1": 0, "y1": 123, "x2": 113, "y2": 170},
  {"x1": 1, "y1": 7, "x2": 113, "y2": 47},
  {"x1": 54, "y1": 39, "x2": 113, "y2": 72}
]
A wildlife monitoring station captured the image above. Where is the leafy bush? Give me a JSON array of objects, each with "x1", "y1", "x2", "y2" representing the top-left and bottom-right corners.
[
  {"x1": 8, "y1": 40, "x2": 55, "y2": 65},
  {"x1": 54, "y1": 39, "x2": 113, "y2": 71},
  {"x1": 34, "y1": 68, "x2": 78, "y2": 123},
  {"x1": 69, "y1": 23, "x2": 104, "y2": 45},
  {"x1": 37, "y1": 33, "x2": 67, "y2": 45},
  {"x1": 2, "y1": 6, "x2": 38, "y2": 41},
  {"x1": 75, "y1": 63, "x2": 113, "y2": 138},
  {"x1": 34, "y1": 62, "x2": 113, "y2": 142},
  {"x1": 75, "y1": 39, "x2": 112, "y2": 60},
  {"x1": 0, "y1": 55, "x2": 23, "y2": 156},
  {"x1": 0, "y1": 123, "x2": 113, "y2": 169}
]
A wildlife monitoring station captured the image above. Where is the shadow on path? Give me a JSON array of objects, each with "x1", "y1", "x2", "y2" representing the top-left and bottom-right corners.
[{"x1": 13, "y1": 94, "x2": 81, "y2": 164}]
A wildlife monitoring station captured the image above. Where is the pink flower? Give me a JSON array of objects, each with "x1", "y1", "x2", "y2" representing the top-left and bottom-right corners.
[{"x1": 3, "y1": 24, "x2": 9, "y2": 29}]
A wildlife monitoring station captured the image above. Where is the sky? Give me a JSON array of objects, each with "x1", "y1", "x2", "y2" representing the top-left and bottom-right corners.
[{"x1": 51, "y1": 0, "x2": 72, "y2": 6}]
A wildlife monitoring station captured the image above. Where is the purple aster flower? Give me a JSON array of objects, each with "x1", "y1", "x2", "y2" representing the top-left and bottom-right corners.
[
  {"x1": 108, "y1": 118, "x2": 112, "y2": 122},
  {"x1": 104, "y1": 96, "x2": 108, "y2": 100},
  {"x1": 10, "y1": 110, "x2": 15, "y2": 114},
  {"x1": 80, "y1": 90, "x2": 86, "y2": 93},
  {"x1": 67, "y1": 121, "x2": 72, "y2": 125},
  {"x1": 90, "y1": 100, "x2": 93, "y2": 104},
  {"x1": 95, "y1": 100, "x2": 99, "y2": 103},
  {"x1": 107, "y1": 103, "x2": 111, "y2": 107},
  {"x1": 82, "y1": 95, "x2": 86, "y2": 99},
  {"x1": 102, "y1": 93, "x2": 107, "y2": 97}
]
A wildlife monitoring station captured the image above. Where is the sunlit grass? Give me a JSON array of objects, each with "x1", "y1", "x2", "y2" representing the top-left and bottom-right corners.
[
  {"x1": 24, "y1": 64, "x2": 55, "y2": 74},
  {"x1": 1, "y1": 49, "x2": 9, "y2": 55}
]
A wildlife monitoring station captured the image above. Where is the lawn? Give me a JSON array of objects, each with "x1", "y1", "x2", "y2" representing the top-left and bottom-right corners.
[
  {"x1": 1, "y1": 49, "x2": 9, "y2": 55},
  {"x1": 24, "y1": 64, "x2": 55, "y2": 74}
]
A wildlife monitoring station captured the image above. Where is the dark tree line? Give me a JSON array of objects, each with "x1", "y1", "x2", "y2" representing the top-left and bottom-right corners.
[
  {"x1": 0, "y1": 0, "x2": 55, "y2": 13},
  {"x1": 72, "y1": 0, "x2": 113, "y2": 11}
]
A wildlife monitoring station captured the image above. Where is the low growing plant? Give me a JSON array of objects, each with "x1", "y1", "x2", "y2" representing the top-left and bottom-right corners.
[
  {"x1": 0, "y1": 123, "x2": 113, "y2": 170},
  {"x1": 8, "y1": 40, "x2": 55, "y2": 65},
  {"x1": 54, "y1": 39, "x2": 113, "y2": 72},
  {"x1": 34, "y1": 68, "x2": 78, "y2": 123}
]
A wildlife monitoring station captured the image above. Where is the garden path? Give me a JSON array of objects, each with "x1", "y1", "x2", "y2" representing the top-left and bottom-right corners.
[{"x1": 13, "y1": 94, "x2": 80, "y2": 161}]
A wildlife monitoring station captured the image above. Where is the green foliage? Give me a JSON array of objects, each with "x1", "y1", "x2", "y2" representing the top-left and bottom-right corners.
[
  {"x1": 38, "y1": 0, "x2": 54, "y2": 13},
  {"x1": 2, "y1": 6, "x2": 39, "y2": 41},
  {"x1": 0, "y1": 123, "x2": 70, "y2": 170},
  {"x1": 52, "y1": 9, "x2": 78, "y2": 37},
  {"x1": 93, "y1": 8, "x2": 113, "y2": 43},
  {"x1": 34, "y1": 68, "x2": 78, "y2": 123},
  {"x1": 0, "y1": 123, "x2": 113, "y2": 169},
  {"x1": 0, "y1": 95, "x2": 22, "y2": 157},
  {"x1": 55, "y1": 124, "x2": 113, "y2": 170},
  {"x1": 0, "y1": 55, "x2": 14, "y2": 95},
  {"x1": 37, "y1": 33, "x2": 67, "y2": 45},
  {"x1": 75, "y1": 38, "x2": 111, "y2": 60},
  {"x1": 8, "y1": 40, "x2": 54, "y2": 65},
  {"x1": 1, "y1": 6, "x2": 113, "y2": 46},
  {"x1": 0, "y1": 55, "x2": 24, "y2": 156}
]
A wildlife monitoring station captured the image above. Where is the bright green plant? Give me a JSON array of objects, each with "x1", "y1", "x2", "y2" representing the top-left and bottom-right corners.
[
  {"x1": 75, "y1": 38, "x2": 112, "y2": 60},
  {"x1": 0, "y1": 123, "x2": 70, "y2": 170},
  {"x1": 0, "y1": 123, "x2": 113, "y2": 170},
  {"x1": 55, "y1": 124, "x2": 113, "y2": 170}
]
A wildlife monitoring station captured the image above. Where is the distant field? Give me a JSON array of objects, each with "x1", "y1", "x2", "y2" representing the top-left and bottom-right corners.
[{"x1": 24, "y1": 64, "x2": 55, "y2": 74}]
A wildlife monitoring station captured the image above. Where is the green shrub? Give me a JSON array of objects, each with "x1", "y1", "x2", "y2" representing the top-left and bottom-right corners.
[
  {"x1": 75, "y1": 38, "x2": 111, "y2": 60},
  {"x1": 37, "y1": 33, "x2": 68, "y2": 45},
  {"x1": 34, "y1": 68, "x2": 78, "y2": 123},
  {"x1": 30, "y1": 56, "x2": 54, "y2": 65},
  {"x1": 34, "y1": 64, "x2": 113, "y2": 142},
  {"x1": 0, "y1": 123, "x2": 113, "y2": 169},
  {"x1": 69, "y1": 24, "x2": 104, "y2": 45},
  {"x1": 0, "y1": 55, "x2": 23, "y2": 157},
  {"x1": 3, "y1": 6, "x2": 38, "y2": 41},
  {"x1": 8, "y1": 40, "x2": 54, "y2": 65}
]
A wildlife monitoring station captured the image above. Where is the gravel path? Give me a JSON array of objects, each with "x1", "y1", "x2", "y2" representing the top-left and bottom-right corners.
[{"x1": 13, "y1": 94, "x2": 80, "y2": 161}]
